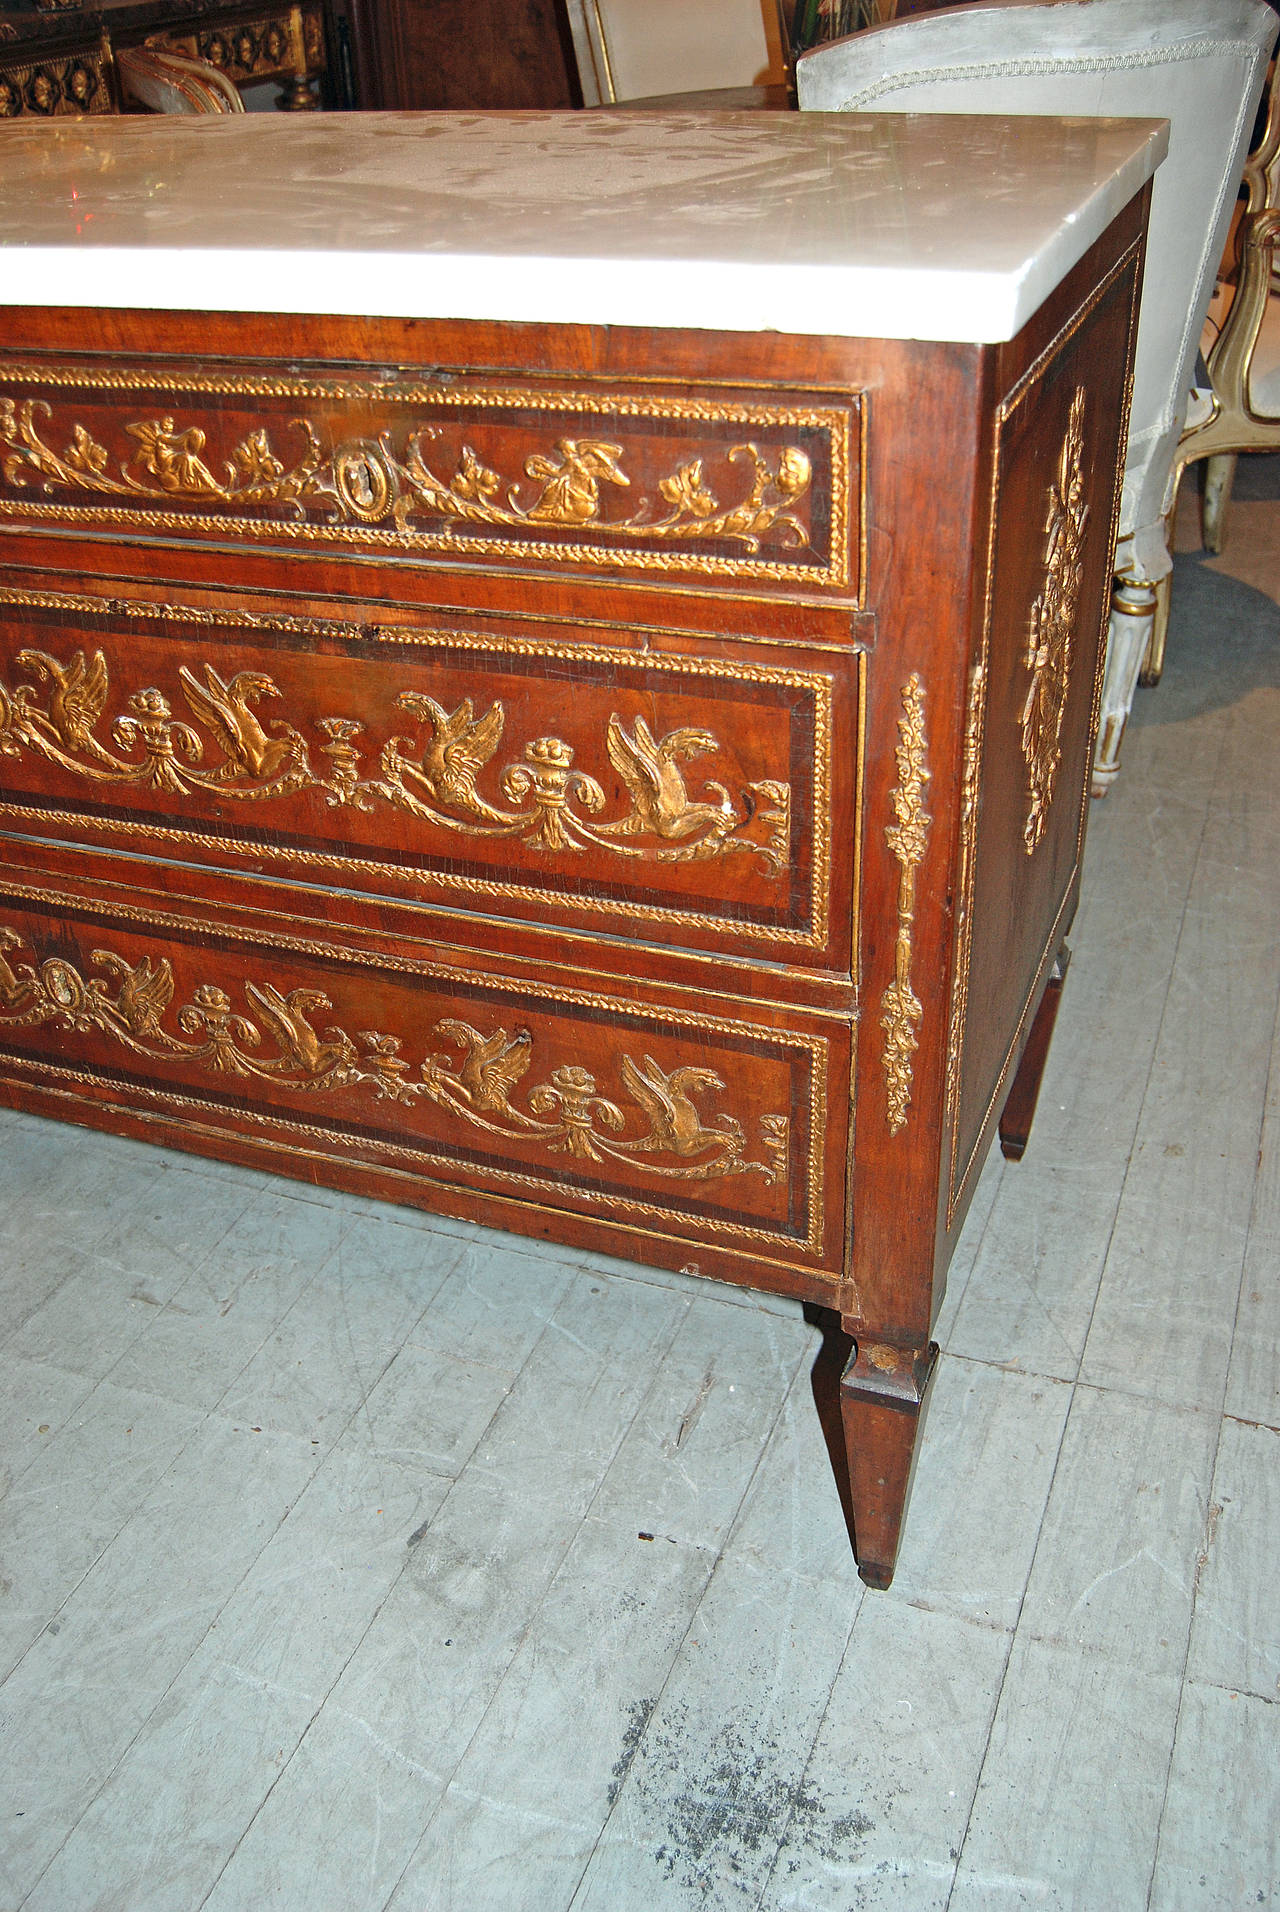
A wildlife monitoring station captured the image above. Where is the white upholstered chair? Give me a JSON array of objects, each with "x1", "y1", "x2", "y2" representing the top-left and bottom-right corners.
[
  {"x1": 797, "y1": 0, "x2": 1277, "y2": 793},
  {"x1": 563, "y1": 0, "x2": 787, "y2": 105},
  {"x1": 1162, "y1": 64, "x2": 1280, "y2": 582}
]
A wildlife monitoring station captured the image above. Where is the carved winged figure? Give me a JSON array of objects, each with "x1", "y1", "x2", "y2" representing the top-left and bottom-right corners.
[
  {"x1": 89, "y1": 950, "x2": 176, "y2": 1040},
  {"x1": 520, "y1": 438, "x2": 629, "y2": 525},
  {"x1": 0, "y1": 926, "x2": 31, "y2": 1008},
  {"x1": 243, "y1": 981, "x2": 358, "y2": 1080},
  {"x1": 600, "y1": 714, "x2": 736, "y2": 842},
  {"x1": 15, "y1": 648, "x2": 113, "y2": 761},
  {"x1": 393, "y1": 694, "x2": 505, "y2": 817},
  {"x1": 430, "y1": 1020, "x2": 532, "y2": 1112},
  {"x1": 124, "y1": 418, "x2": 225, "y2": 498},
  {"x1": 618, "y1": 1053, "x2": 744, "y2": 1158},
  {"x1": 178, "y1": 664, "x2": 308, "y2": 784}
]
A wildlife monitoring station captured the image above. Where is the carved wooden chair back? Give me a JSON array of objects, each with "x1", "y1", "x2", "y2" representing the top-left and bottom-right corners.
[{"x1": 797, "y1": 0, "x2": 1276, "y2": 792}]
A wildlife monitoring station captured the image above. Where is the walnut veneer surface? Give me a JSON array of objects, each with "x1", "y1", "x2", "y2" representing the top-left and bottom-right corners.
[{"x1": 0, "y1": 112, "x2": 1155, "y2": 1585}]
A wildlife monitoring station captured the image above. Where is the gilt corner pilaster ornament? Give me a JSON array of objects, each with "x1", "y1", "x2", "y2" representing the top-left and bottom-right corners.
[{"x1": 880, "y1": 673, "x2": 931, "y2": 1136}]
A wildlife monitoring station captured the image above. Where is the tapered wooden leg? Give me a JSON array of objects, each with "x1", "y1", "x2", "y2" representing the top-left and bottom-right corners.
[
  {"x1": 839, "y1": 1335, "x2": 938, "y2": 1589},
  {"x1": 999, "y1": 945, "x2": 1070, "y2": 1162}
]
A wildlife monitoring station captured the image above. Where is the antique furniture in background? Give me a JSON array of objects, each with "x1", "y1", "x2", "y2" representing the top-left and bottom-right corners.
[
  {"x1": 0, "y1": 3, "x2": 118, "y2": 115},
  {"x1": 0, "y1": 109, "x2": 1161, "y2": 1587},
  {"x1": 0, "y1": 0, "x2": 330, "y2": 116},
  {"x1": 115, "y1": 38, "x2": 244, "y2": 108},
  {"x1": 564, "y1": 0, "x2": 784, "y2": 105},
  {"x1": 343, "y1": 0, "x2": 580, "y2": 111},
  {"x1": 1145, "y1": 62, "x2": 1280, "y2": 687},
  {"x1": 797, "y1": 0, "x2": 1276, "y2": 796}
]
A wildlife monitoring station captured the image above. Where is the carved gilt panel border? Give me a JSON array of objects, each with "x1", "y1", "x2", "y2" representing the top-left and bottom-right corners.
[
  {"x1": 0, "y1": 585, "x2": 839, "y2": 954},
  {"x1": 0, "y1": 359, "x2": 861, "y2": 595},
  {"x1": 0, "y1": 881, "x2": 832, "y2": 1264}
]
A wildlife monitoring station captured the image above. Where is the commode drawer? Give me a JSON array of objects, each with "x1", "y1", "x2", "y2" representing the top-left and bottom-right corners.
[
  {"x1": 0, "y1": 354, "x2": 862, "y2": 606},
  {"x1": 0, "y1": 893, "x2": 846, "y2": 1281},
  {"x1": 0, "y1": 583, "x2": 857, "y2": 975}
]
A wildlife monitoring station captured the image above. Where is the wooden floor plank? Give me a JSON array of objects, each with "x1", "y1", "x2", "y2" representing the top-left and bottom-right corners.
[
  {"x1": 756, "y1": 1601, "x2": 1011, "y2": 1912},
  {"x1": 1148, "y1": 1680, "x2": 1280, "y2": 1910},
  {"x1": 569, "y1": 1551, "x2": 859, "y2": 1912},
  {"x1": 196, "y1": 1269, "x2": 689, "y2": 1912},
  {"x1": 0, "y1": 1374, "x2": 204, "y2": 1683},
  {"x1": 1224, "y1": 982, "x2": 1280, "y2": 1428},
  {"x1": 1078, "y1": 833, "x2": 1280, "y2": 1412},
  {"x1": 1185, "y1": 1415, "x2": 1280, "y2": 1702},
  {"x1": 98, "y1": 1189, "x2": 351, "y2": 1414},
  {"x1": 947, "y1": 1637, "x2": 1181, "y2": 1911},
  {"x1": 0, "y1": 1133, "x2": 171, "y2": 1341},
  {"x1": 20, "y1": 1441, "x2": 446, "y2": 1912},
  {"x1": 1015, "y1": 1386, "x2": 1218, "y2": 1677},
  {"x1": 880, "y1": 1358, "x2": 1072, "y2": 1633},
  {"x1": 383, "y1": 1513, "x2": 718, "y2": 1912},
  {"x1": 0, "y1": 1414, "x2": 322, "y2": 1907},
  {"x1": 583, "y1": 1294, "x2": 812, "y2": 1553},
  {"x1": 6, "y1": 1163, "x2": 257, "y2": 1383}
]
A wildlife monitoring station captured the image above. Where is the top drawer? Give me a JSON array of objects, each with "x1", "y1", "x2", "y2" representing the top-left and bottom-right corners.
[{"x1": 0, "y1": 353, "x2": 862, "y2": 607}]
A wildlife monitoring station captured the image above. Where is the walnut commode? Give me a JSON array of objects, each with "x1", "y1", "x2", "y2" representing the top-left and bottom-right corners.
[{"x1": 0, "y1": 112, "x2": 1155, "y2": 1586}]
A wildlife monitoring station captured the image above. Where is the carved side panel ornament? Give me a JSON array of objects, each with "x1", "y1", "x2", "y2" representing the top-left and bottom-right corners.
[
  {"x1": 880, "y1": 674, "x2": 931, "y2": 1135},
  {"x1": 1021, "y1": 385, "x2": 1089, "y2": 854},
  {"x1": 0, "y1": 927, "x2": 788, "y2": 1188}
]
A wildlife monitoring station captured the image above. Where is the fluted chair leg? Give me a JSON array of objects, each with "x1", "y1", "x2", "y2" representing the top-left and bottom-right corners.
[
  {"x1": 1093, "y1": 576, "x2": 1159, "y2": 795},
  {"x1": 1139, "y1": 570, "x2": 1173, "y2": 687}
]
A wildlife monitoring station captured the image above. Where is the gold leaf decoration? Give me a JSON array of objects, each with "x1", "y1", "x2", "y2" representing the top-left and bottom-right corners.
[
  {"x1": 0, "y1": 929, "x2": 787, "y2": 1184},
  {"x1": 880, "y1": 673, "x2": 932, "y2": 1136},
  {"x1": 0, "y1": 398, "x2": 811, "y2": 554},
  {"x1": 0, "y1": 649, "x2": 789, "y2": 872},
  {"x1": 1022, "y1": 385, "x2": 1089, "y2": 854}
]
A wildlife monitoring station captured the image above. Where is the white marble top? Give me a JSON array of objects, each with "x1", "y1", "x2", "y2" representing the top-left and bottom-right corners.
[{"x1": 0, "y1": 110, "x2": 1165, "y2": 343}]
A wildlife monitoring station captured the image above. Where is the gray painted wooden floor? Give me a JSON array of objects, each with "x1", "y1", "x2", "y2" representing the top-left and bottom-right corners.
[{"x1": 2, "y1": 480, "x2": 1278, "y2": 1910}]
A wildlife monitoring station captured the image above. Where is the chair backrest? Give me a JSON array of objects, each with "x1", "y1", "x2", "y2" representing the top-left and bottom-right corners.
[
  {"x1": 564, "y1": 0, "x2": 787, "y2": 105},
  {"x1": 797, "y1": 0, "x2": 1277, "y2": 559},
  {"x1": 115, "y1": 43, "x2": 246, "y2": 115}
]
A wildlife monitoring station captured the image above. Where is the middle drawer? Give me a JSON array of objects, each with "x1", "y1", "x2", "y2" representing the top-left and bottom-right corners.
[{"x1": 0, "y1": 581, "x2": 857, "y2": 978}]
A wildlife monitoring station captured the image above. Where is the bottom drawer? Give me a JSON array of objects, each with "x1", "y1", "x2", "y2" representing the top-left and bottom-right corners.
[{"x1": 0, "y1": 891, "x2": 844, "y2": 1287}]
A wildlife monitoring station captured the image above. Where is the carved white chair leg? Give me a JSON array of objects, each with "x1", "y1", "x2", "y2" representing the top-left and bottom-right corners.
[
  {"x1": 1093, "y1": 577, "x2": 1158, "y2": 795},
  {"x1": 1140, "y1": 569, "x2": 1174, "y2": 687},
  {"x1": 1203, "y1": 450, "x2": 1239, "y2": 552}
]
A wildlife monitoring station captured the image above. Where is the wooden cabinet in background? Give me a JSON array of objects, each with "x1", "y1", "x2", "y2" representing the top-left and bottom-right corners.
[{"x1": 340, "y1": 0, "x2": 580, "y2": 109}]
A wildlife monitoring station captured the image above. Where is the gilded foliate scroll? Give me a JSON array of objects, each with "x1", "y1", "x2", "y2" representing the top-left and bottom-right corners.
[
  {"x1": 880, "y1": 674, "x2": 931, "y2": 1136},
  {"x1": 1021, "y1": 386, "x2": 1088, "y2": 854},
  {"x1": 0, "y1": 398, "x2": 812, "y2": 557},
  {"x1": 0, "y1": 648, "x2": 790, "y2": 874},
  {"x1": 0, "y1": 928, "x2": 788, "y2": 1187}
]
